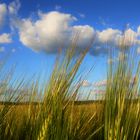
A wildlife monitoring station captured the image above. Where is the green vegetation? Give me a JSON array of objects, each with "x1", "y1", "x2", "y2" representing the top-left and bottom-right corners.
[{"x1": 0, "y1": 42, "x2": 140, "y2": 140}]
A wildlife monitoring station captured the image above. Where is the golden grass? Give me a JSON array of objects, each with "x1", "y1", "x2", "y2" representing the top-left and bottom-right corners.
[{"x1": 0, "y1": 36, "x2": 140, "y2": 139}]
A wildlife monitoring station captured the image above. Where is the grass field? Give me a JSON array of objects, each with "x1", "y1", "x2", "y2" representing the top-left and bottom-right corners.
[{"x1": 0, "y1": 43, "x2": 140, "y2": 140}]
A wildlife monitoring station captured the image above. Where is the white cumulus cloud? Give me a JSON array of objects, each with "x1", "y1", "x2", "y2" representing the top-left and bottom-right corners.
[
  {"x1": 0, "y1": 3, "x2": 12, "y2": 44},
  {"x1": 1, "y1": 1, "x2": 140, "y2": 56},
  {"x1": 9, "y1": 8, "x2": 140, "y2": 56},
  {"x1": 14, "y1": 11, "x2": 95, "y2": 53},
  {"x1": 96, "y1": 28, "x2": 121, "y2": 46}
]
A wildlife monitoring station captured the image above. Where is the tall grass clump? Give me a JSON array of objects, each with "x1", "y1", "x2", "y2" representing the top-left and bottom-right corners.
[
  {"x1": 104, "y1": 46, "x2": 140, "y2": 139},
  {"x1": 0, "y1": 40, "x2": 102, "y2": 140},
  {"x1": 0, "y1": 34, "x2": 140, "y2": 140}
]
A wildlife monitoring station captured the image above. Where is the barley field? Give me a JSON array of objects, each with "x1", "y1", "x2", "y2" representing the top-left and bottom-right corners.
[{"x1": 0, "y1": 42, "x2": 139, "y2": 140}]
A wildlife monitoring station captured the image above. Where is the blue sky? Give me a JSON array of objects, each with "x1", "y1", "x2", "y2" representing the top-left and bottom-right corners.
[
  {"x1": 14, "y1": 0, "x2": 140, "y2": 29},
  {"x1": 0, "y1": 0, "x2": 140, "y2": 93}
]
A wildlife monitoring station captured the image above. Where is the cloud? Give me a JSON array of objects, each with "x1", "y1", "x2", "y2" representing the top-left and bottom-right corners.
[
  {"x1": 93, "y1": 80, "x2": 107, "y2": 87},
  {"x1": 81, "y1": 80, "x2": 91, "y2": 87},
  {"x1": 8, "y1": 5, "x2": 140, "y2": 56},
  {"x1": 96, "y1": 28, "x2": 121, "y2": 46},
  {"x1": 14, "y1": 11, "x2": 77, "y2": 52},
  {"x1": 119, "y1": 28, "x2": 138, "y2": 48},
  {"x1": 79, "y1": 13, "x2": 85, "y2": 18},
  {"x1": 99, "y1": 17, "x2": 107, "y2": 26},
  {"x1": 1, "y1": 1, "x2": 140, "y2": 56},
  {"x1": 14, "y1": 11, "x2": 95, "y2": 53},
  {"x1": 72, "y1": 25, "x2": 95, "y2": 51},
  {"x1": 91, "y1": 89, "x2": 105, "y2": 94},
  {"x1": 93, "y1": 76, "x2": 137, "y2": 89},
  {"x1": 0, "y1": 3, "x2": 12, "y2": 44},
  {"x1": 91, "y1": 28, "x2": 140, "y2": 55},
  {"x1": 0, "y1": 33, "x2": 12, "y2": 44},
  {"x1": 13, "y1": 11, "x2": 96, "y2": 54},
  {"x1": 8, "y1": 0, "x2": 20, "y2": 15},
  {"x1": 54, "y1": 5, "x2": 61, "y2": 10},
  {"x1": 0, "y1": 3, "x2": 7, "y2": 27}
]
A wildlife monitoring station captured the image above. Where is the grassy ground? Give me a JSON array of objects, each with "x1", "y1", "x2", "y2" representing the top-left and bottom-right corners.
[{"x1": 0, "y1": 41, "x2": 140, "y2": 139}]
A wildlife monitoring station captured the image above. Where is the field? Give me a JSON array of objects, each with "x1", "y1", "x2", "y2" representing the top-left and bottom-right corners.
[{"x1": 0, "y1": 45, "x2": 140, "y2": 140}]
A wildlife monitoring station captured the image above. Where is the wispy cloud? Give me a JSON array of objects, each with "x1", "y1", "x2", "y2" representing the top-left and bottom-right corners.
[
  {"x1": 81, "y1": 80, "x2": 91, "y2": 87},
  {"x1": 79, "y1": 13, "x2": 85, "y2": 18},
  {"x1": 93, "y1": 80, "x2": 107, "y2": 87},
  {"x1": 0, "y1": 3, "x2": 7, "y2": 27},
  {"x1": 54, "y1": 5, "x2": 61, "y2": 10},
  {"x1": 98, "y1": 17, "x2": 111, "y2": 27},
  {"x1": 8, "y1": 0, "x2": 20, "y2": 15},
  {"x1": 0, "y1": 33, "x2": 12, "y2": 44}
]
